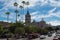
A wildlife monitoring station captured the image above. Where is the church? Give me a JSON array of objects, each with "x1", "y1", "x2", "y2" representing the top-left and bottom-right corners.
[{"x1": 25, "y1": 11, "x2": 52, "y2": 28}]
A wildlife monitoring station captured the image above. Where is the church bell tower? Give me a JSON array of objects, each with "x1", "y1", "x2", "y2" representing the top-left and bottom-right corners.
[{"x1": 25, "y1": 11, "x2": 31, "y2": 26}]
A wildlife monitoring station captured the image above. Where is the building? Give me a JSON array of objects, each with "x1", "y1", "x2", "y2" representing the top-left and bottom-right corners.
[
  {"x1": 0, "y1": 10, "x2": 51, "y2": 28},
  {"x1": 25, "y1": 11, "x2": 52, "y2": 28},
  {"x1": 0, "y1": 21, "x2": 10, "y2": 28},
  {"x1": 31, "y1": 18, "x2": 51, "y2": 28},
  {"x1": 25, "y1": 11, "x2": 31, "y2": 26}
]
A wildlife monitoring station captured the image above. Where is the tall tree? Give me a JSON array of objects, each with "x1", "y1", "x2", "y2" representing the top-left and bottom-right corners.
[
  {"x1": 15, "y1": 10, "x2": 19, "y2": 22},
  {"x1": 19, "y1": 6, "x2": 23, "y2": 14},
  {"x1": 22, "y1": 1, "x2": 25, "y2": 7},
  {"x1": 22, "y1": 1, "x2": 25, "y2": 13},
  {"x1": 17, "y1": 14, "x2": 20, "y2": 21},
  {"x1": 15, "y1": 27, "x2": 25, "y2": 35},
  {"x1": 19, "y1": 6, "x2": 23, "y2": 21},
  {"x1": 14, "y1": 2, "x2": 18, "y2": 7},
  {"x1": 14, "y1": 2, "x2": 18, "y2": 22},
  {"x1": 0, "y1": 26, "x2": 4, "y2": 35},
  {"x1": 25, "y1": 1, "x2": 29, "y2": 11},
  {"x1": 5, "y1": 12, "x2": 10, "y2": 22},
  {"x1": 18, "y1": 14, "x2": 20, "y2": 18}
]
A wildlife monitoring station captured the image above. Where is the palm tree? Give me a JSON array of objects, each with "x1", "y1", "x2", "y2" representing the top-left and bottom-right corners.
[
  {"x1": 22, "y1": 1, "x2": 25, "y2": 14},
  {"x1": 20, "y1": 6, "x2": 23, "y2": 9},
  {"x1": 17, "y1": 14, "x2": 20, "y2": 21},
  {"x1": 22, "y1": 1, "x2": 25, "y2": 7},
  {"x1": 18, "y1": 14, "x2": 20, "y2": 18},
  {"x1": 19, "y1": 6, "x2": 23, "y2": 22},
  {"x1": 19, "y1": 6, "x2": 23, "y2": 15},
  {"x1": 14, "y1": 2, "x2": 18, "y2": 22},
  {"x1": 15, "y1": 10, "x2": 19, "y2": 22},
  {"x1": 5, "y1": 12, "x2": 10, "y2": 22},
  {"x1": 14, "y1": 2, "x2": 18, "y2": 7},
  {"x1": 25, "y1": 1, "x2": 29, "y2": 10}
]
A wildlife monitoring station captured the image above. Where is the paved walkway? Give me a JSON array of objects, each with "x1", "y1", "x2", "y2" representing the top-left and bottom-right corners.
[
  {"x1": 40, "y1": 33, "x2": 55, "y2": 40},
  {"x1": 0, "y1": 33, "x2": 55, "y2": 40}
]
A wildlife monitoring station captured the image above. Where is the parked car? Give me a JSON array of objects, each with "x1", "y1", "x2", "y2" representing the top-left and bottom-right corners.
[
  {"x1": 28, "y1": 33, "x2": 40, "y2": 39},
  {"x1": 48, "y1": 33, "x2": 52, "y2": 37},
  {"x1": 58, "y1": 36, "x2": 60, "y2": 40},
  {"x1": 53, "y1": 38, "x2": 58, "y2": 40},
  {"x1": 56, "y1": 31, "x2": 60, "y2": 36},
  {"x1": 48, "y1": 34, "x2": 52, "y2": 37},
  {"x1": 53, "y1": 36, "x2": 59, "y2": 40},
  {"x1": 40, "y1": 35, "x2": 46, "y2": 39}
]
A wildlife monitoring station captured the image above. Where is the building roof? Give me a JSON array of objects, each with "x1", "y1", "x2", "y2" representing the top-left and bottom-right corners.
[
  {"x1": 40, "y1": 18, "x2": 46, "y2": 24},
  {"x1": 25, "y1": 11, "x2": 30, "y2": 16}
]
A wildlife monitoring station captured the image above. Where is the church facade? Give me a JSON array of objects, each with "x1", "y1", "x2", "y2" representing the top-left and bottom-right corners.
[{"x1": 25, "y1": 11, "x2": 51, "y2": 28}]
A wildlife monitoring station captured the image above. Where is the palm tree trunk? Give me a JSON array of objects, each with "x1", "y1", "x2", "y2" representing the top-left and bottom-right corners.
[
  {"x1": 16, "y1": 12, "x2": 17, "y2": 22},
  {"x1": 21, "y1": 8, "x2": 23, "y2": 22},
  {"x1": 21, "y1": 4, "x2": 24, "y2": 22},
  {"x1": 22, "y1": 1, "x2": 25, "y2": 14},
  {"x1": 7, "y1": 15, "x2": 9, "y2": 22},
  {"x1": 16, "y1": 7, "x2": 17, "y2": 22}
]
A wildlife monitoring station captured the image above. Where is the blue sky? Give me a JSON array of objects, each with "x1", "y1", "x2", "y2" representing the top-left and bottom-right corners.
[{"x1": 0, "y1": 0, "x2": 60, "y2": 26}]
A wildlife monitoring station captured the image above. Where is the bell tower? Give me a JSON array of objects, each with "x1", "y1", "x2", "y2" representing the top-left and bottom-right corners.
[{"x1": 25, "y1": 11, "x2": 31, "y2": 26}]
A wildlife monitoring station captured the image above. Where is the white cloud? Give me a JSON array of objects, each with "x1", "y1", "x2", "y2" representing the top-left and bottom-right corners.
[
  {"x1": 40, "y1": 0, "x2": 49, "y2": 6},
  {"x1": 0, "y1": 12, "x2": 15, "y2": 19},
  {"x1": 0, "y1": 0, "x2": 48, "y2": 11},
  {"x1": 17, "y1": 14, "x2": 25, "y2": 22},
  {"x1": 48, "y1": 7, "x2": 60, "y2": 18},
  {"x1": 48, "y1": 7, "x2": 56, "y2": 13},
  {"x1": 47, "y1": 20, "x2": 60, "y2": 26},
  {"x1": 1, "y1": 20, "x2": 12, "y2": 23},
  {"x1": 0, "y1": 0, "x2": 15, "y2": 11},
  {"x1": 31, "y1": 11, "x2": 40, "y2": 20},
  {"x1": 36, "y1": 8, "x2": 60, "y2": 19},
  {"x1": 49, "y1": 0, "x2": 60, "y2": 7},
  {"x1": 0, "y1": 0, "x2": 60, "y2": 25},
  {"x1": 30, "y1": 8, "x2": 60, "y2": 26},
  {"x1": 0, "y1": 0, "x2": 60, "y2": 12},
  {"x1": 30, "y1": 11, "x2": 39, "y2": 15}
]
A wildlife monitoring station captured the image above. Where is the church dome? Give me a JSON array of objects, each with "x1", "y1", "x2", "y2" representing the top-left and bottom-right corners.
[{"x1": 40, "y1": 18, "x2": 46, "y2": 24}]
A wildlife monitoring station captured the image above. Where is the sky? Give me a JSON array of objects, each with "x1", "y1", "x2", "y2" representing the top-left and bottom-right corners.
[{"x1": 0, "y1": 0, "x2": 60, "y2": 26}]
